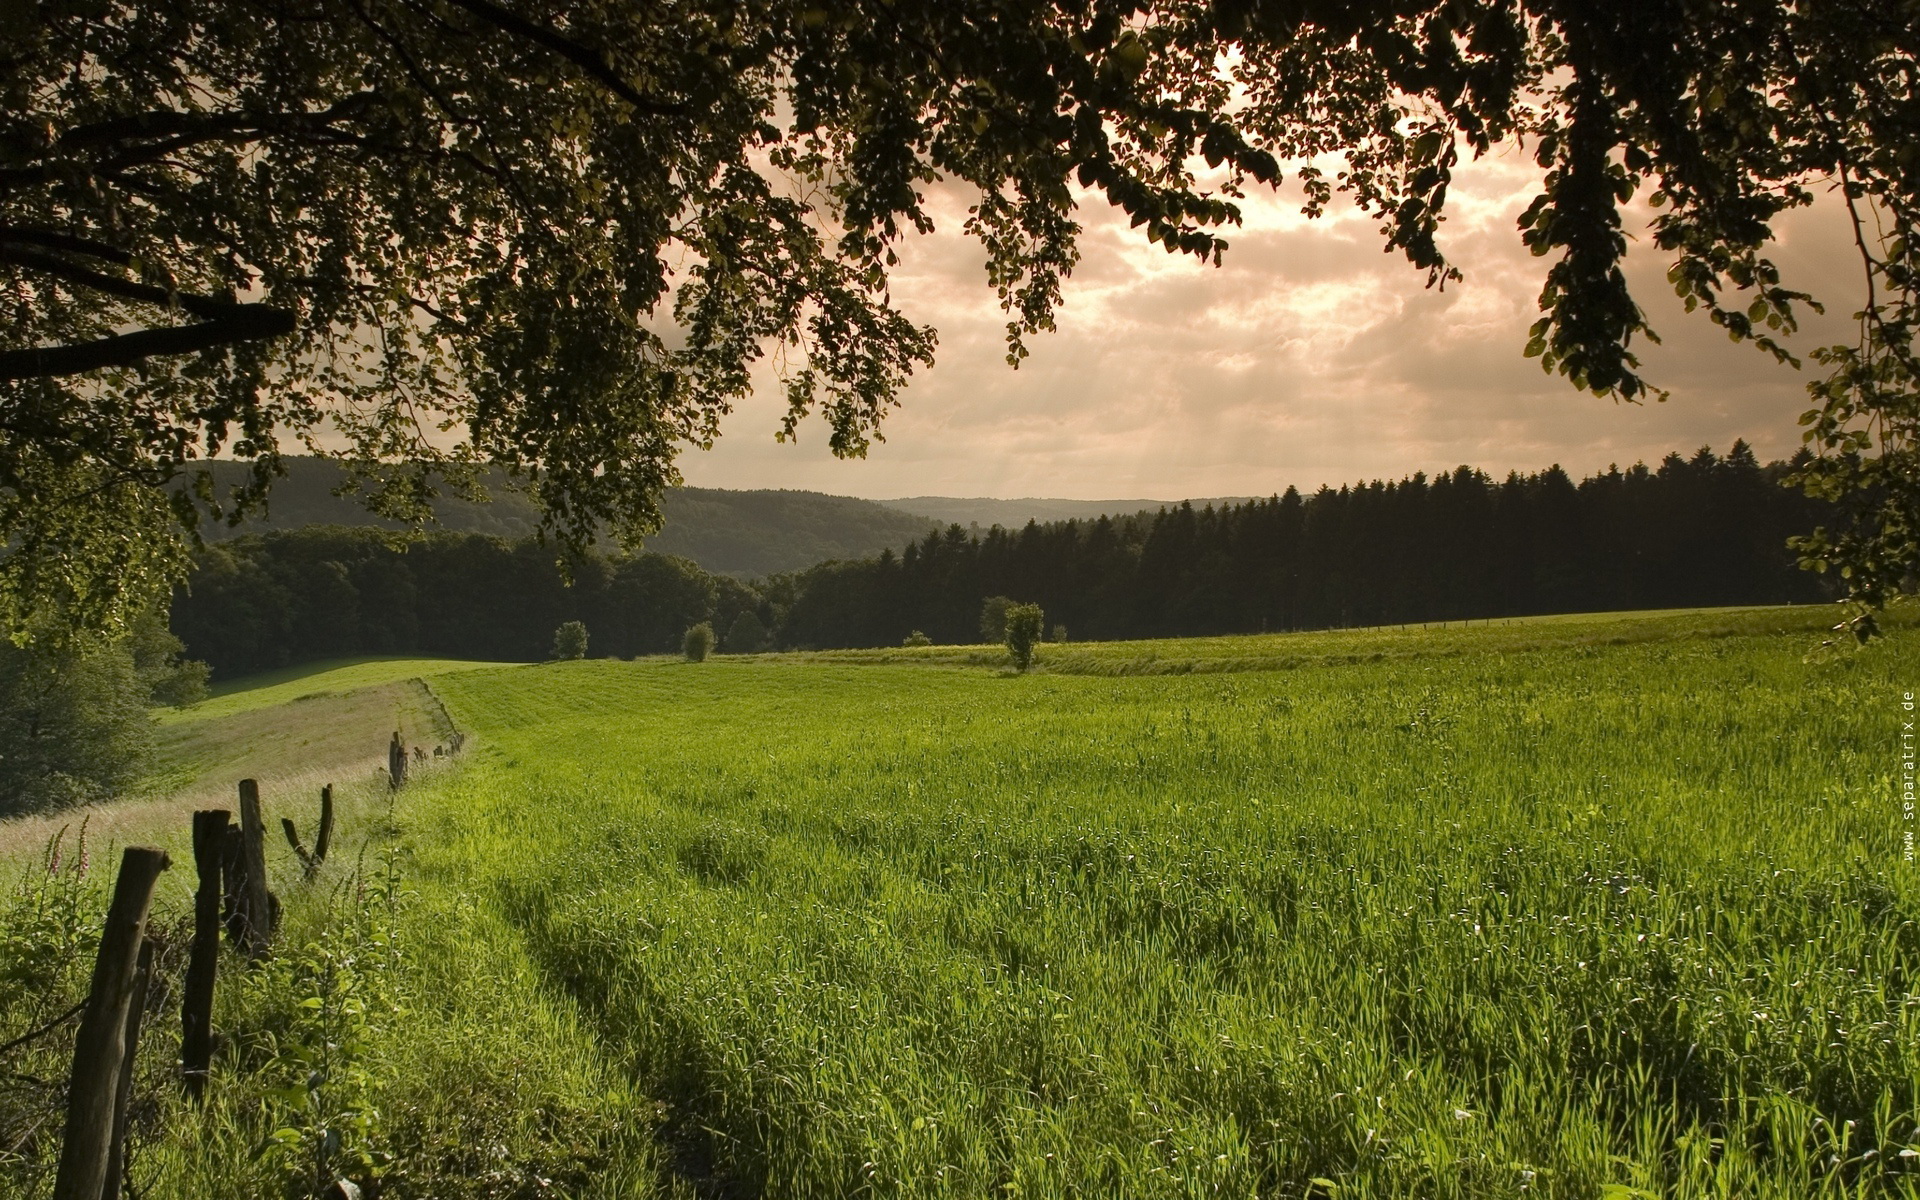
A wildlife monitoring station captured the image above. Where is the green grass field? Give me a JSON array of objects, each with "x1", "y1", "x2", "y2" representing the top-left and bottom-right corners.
[
  {"x1": 4, "y1": 607, "x2": 1917, "y2": 1198},
  {"x1": 162, "y1": 655, "x2": 511, "y2": 725}
]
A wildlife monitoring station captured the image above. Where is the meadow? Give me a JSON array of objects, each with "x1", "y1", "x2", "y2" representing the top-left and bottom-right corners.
[{"x1": 3, "y1": 607, "x2": 1917, "y2": 1198}]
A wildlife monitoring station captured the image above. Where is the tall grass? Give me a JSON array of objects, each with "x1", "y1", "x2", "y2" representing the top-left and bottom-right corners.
[
  {"x1": 5, "y1": 612, "x2": 1914, "y2": 1197},
  {"x1": 394, "y1": 618, "x2": 1920, "y2": 1198}
]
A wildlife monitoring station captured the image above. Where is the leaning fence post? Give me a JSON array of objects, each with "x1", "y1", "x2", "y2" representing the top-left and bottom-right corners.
[
  {"x1": 235, "y1": 780, "x2": 274, "y2": 960},
  {"x1": 51, "y1": 846, "x2": 169, "y2": 1200},
  {"x1": 102, "y1": 935, "x2": 156, "y2": 1200},
  {"x1": 281, "y1": 785, "x2": 334, "y2": 880},
  {"x1": 182, "y1": 809, "x2": 229, "y2": 1100}
]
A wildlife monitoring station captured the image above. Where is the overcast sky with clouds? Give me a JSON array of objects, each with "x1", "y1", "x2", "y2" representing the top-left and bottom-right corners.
[{"x1": 678, "y1": 141, "x2": 1865, "y2": 503}]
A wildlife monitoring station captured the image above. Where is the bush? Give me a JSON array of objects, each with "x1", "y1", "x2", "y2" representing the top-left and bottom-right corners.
[
  {"x1": 132, "y1": 608, "x2": 209, "y2": 706},
  {"x1": 551, "y1": 620, "x2": 589, "y2": 660},
  {"x1": 0, "y1": 637, "x2": 153, "y2": 816},
  {"x1": 1050, "y1": 624, "x2": 1068, "y2": 644},
  {"x1": 724, "y1": 610, "x2": 770, "y2": 654},
  {"x1": 1004, "y1": 603, "x2": 1044, "y2": 671},
  {"x1": 683, "y1": 622, "x2": 714, "y2": 662},
  {"x1": 901, "y1": 630, "x2": 932, "y2": 647},
  {"x1": 978, "y1": 596, "x2": 1014, "y2": 643}
]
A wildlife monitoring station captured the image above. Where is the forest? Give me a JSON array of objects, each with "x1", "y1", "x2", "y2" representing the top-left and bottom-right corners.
[{"x1": 171, "y1": 442, "x2": 1837, "y2": 675}]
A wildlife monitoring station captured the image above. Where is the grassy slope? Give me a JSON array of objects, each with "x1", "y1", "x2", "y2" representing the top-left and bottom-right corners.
[
  {"x1": 370, "y1": 609, "x2": 1920, "y2": 1198},
  {"x1": 0, "y1": 657, "x2": 501, "y2": 865},
  {"x1": 164, "y1": 655, "x2": 511, "y2": 724}
]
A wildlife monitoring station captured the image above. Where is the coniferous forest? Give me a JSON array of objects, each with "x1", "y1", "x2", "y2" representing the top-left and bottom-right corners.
[{"x1": 172, "y1": 443, "x2": 1836, "y2": 675}]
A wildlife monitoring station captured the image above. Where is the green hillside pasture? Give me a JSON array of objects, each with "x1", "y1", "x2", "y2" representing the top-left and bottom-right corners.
[
  {"x1": 166, "y1": 655, "x2": 511, "y2": 724},
  {"x1": 774, "y1": 602, "x2": 1909, "y2": 675},
  {"x1": 0, "y1": 659, "x2": 486, "y2": 863},
  {"x1": 374, "y1": 625, "x2": 1920, "y2": 1198}
]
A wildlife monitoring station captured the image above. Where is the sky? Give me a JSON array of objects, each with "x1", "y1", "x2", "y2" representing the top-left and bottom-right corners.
[{"x1": 677, "y1": 140, "x2": 1865, "y2": 503}]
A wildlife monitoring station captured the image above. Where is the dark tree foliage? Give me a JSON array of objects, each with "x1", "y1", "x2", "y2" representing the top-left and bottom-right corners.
[
  {"x1": 978, "y1": 596, "x2": 1015, "y2": 644},
  {"x1": 0, "y1": 638, "x2": 153, "y2": 816},
  {"x1": 724, "y1": 610, "x2": 770, "y2": 654},
  {"x1": 169, "y1": 444, "x2": 1839, "y2": 670},
  {"x1": 550, "y1": 620, "x2": 588, "y2": 661},
  {"x1": 777, "y1": 444, "x2": 1838, "y2": 648},
  {"x1": 7, "y1": 0, "x2": 1917, "y2": 643},
  {"x1": 172, "y1": 527, "x2": 744, "y2": 676},
  {"x1": 0, "y1": 0, "x2": 1286, "y2": 640}
]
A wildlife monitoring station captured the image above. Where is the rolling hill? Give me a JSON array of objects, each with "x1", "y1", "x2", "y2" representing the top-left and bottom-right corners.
[{"x1": 184, "y1": 458, "x2": 939, "y2": 577}]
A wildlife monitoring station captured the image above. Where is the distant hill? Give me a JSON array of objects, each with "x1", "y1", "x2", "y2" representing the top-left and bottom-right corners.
[
  {"x1": 643, "y1": 488, "x2": 936, "y2": 576},
  {"x1": 878, "y1": 495, "x2": 1254, "y2": 528},
  {"x1": 185, "y1": 459, "x2": 937, "y2": 577}
]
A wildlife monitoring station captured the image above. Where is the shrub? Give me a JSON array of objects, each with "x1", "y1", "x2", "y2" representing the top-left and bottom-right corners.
[
  {"x1": 1050, "y1": 624, "x2": 1068, "y2": 644},
  {"x1": 978, "y1": 595, "x2": 1014, "y2": 643},
  {"x1": 724, "y1": 611, "x2": 770, "y2": 654},
  {"x1": 131, "y1": 608, "x2": 209, "y2": 706},
  {"x1": 551, "y1": 620, "x2": 589, "y2": 660},
  {"x1": 0, "y1": 637, "x2": 153, "y2": 816},
  {"x1": 683, "y1": 622, "x2": 714, "y2": 662},
  {"x1": 901, "y1": 630, "x2": 932, "y2": 648},
  {"x1": 1004, "y1": 603, "x2": 1044, "y2": 671}
]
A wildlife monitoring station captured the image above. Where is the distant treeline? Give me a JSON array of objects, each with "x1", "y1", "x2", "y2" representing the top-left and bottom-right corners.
[
  {"x1": 174, "y1": 531, "x2": 765, "y2": 676},
  {"x1": 776, "y1": 442, "x2": 1836, "y2": 647},
  {"x1": 173, "y1": 442, "x2": 1836, "y2": 675}
]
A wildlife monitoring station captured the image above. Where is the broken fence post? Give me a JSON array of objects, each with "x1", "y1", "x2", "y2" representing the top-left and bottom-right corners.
[
  {"x1": 182, "y1": 809, "x2": 229, "y2": 1101},
  {"x1": 51, "y1": 846, "x2": 169, "y2": 1200},
  {"x1": 388, "y1": 731, "x2": 407, "y2": 789},
  {"x1": 235, "y1": 780, "x2": 275, "y2": 960},
  {"x1": 281, "y1": 784, "x2": 333, "y2": 880}
]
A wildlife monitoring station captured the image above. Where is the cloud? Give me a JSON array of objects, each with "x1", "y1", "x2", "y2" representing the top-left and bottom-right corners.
[{"x1": 682, "y1": 145, "x2": 1865, "y2": 500}]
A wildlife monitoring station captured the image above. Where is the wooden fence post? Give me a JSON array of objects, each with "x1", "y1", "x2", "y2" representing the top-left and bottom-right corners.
[
  {"x1": 281, "y1": 785, "x2": 333, "y2": 879},
  {"x1": 235, "y1": 780, "x2": 274, "y2": 960},
  {"x1": 101, "y1": 936, "x2": 156, "y2": 1200},
  {"x1": 218, "y1": 826, "x2": 243, "y2": 947},
  {"x1": 388, "y1": 731, "x2": 407, "y2": 789},
  {"x1": 182, "y1": 809, "x2": 229, "y2": 1100},
  {"x1": 51, "y1": 846, "x2": 169, "y2": 1200}
]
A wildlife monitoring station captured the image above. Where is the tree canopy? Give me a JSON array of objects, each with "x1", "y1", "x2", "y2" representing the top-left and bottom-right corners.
[{"x1": 4, "y1": 0, "x2": 1916, "y2": 639}]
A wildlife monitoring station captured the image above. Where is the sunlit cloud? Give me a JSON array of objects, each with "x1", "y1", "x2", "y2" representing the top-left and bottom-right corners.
[{"x1": 683, "y1": 145, "x2": 1865, "y2": 501}]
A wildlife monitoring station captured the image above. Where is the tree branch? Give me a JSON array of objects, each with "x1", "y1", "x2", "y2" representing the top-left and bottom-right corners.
[
  {"x1": 0, "y1": 307, "x2": 297, "y2": 380},
  {"x1": 0, "y1": 245, "x2": 249, "y2": 321},
  {"x1": 0, "y1": 227, "x2": 134, "y2": 265},
  {"x1": 438, "y1": 0, "x2": 684, "y2": 116},
  {"x1": 60, "y1": 93, "x2": 380, "y2": 152}
]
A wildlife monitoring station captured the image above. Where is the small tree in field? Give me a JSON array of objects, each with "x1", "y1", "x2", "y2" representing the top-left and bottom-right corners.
[
  {"x1": 551, "y1": 620, "x2": 589, "y2": 661},
  {"x1": 902, "y1": 630, "x2": 932, "y2": 647},
  {"x1": 1050, "y1": 624, "x2": 1068, "y2": 644},
  {"x1": 683, "y1": 622, "x2": 714, "y2": 662},
  {"x1": 1004, "y1": 603, "x2": 1044, "y2": 672},
  {"x1": 979, "y1": 596, "x2": 1014, "y2": 644}
]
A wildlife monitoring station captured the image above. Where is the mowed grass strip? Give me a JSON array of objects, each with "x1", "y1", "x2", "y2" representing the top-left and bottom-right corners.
[
  {"x1": 397, "y1": 622, "x2": 1920, "y2": 1198},
  {"x1": 766, "y1": 602, "x2": 1913, "y2": 675},
  {"x1": 164, "y1": 655, "x2": 515, "y2": 726}
]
